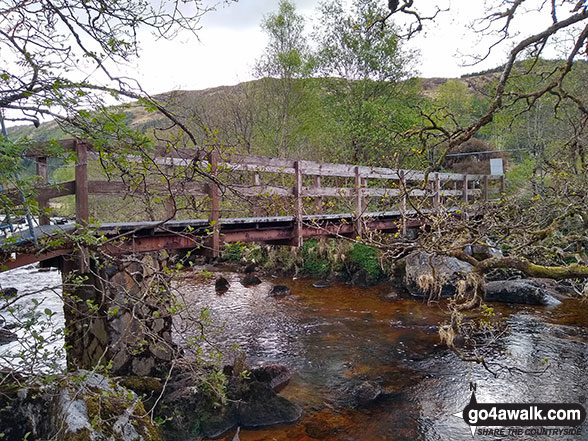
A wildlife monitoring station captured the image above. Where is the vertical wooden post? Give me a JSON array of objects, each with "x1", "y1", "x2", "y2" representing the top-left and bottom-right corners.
[
  {"x1": 482, "y1": 175, "x2": 489, "y2": 202},
  {"x1": 292, "y1": 161, "x2": 303, "y2": 247},
  {"x1": 354, "y1": 166, "x2": 363, "y2": 237},
  {"x1": 165, "y1": 166, "x2": 176, "y2": 221},
  {"x1": 36, "y1": 156, "x2": 49, "y2": 226},
  {"x1": 313, "y1": 175, "x2": 322, "y2": 214},
  {"x1": 165, "y1": 197, "x2": 176, "y2": 220},
  {"x1": 500, "y1": 175, "x2": 505, "y2": 195},
  {"x1": 362, "y1": 177, "x2": 369, "y2": 214},
  {"x1": 75, "y1": 141, "x2": 89, "y2": 225},
  {"x1": 252, "y1": 172, "x2": 262, "y2": 217},
  {"x1": 399, "y1": 170, "x2": 407, "y2": 237},
  {"x1": 433, "y1": 173, "x2": 441, "y2": 210},
  {"x1": 74, "y1": 141, "x2": 89, "y2": 273},
  {"x1": 207, "y1": 151, "x2": 220, "y2": 258},
  {"x1": 462, "y1": 174, "x2": 469, "y2": 204}
]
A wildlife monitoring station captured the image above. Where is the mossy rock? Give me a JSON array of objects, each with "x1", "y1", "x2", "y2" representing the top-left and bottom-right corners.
[{"x1": 55, "y1": 371, "x2": 164, "y2": 441}]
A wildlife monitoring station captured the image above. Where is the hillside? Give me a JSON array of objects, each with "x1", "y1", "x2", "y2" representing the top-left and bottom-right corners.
[{"x1": 8, "y1": 75, "x2": 487, "y2": 142}]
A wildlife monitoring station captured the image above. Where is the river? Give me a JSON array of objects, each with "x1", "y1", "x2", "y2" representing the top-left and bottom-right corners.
[
  {"x1": 1, "y1": 266, "x2": 587, "y2": 440},
  {"x1": 177, "y1": 269, "x2": 588, "y2": 441}
]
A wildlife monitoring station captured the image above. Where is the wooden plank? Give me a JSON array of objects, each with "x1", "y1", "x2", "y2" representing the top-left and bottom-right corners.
[
  {"x1": 313, "y1": 175, "x2": 322, "y2": 214},
  {"x1": 238, "y1": 185, "x2": 293, "y2": 197},
  {"x1": 104, "y1": 235, "x2": 201, "y2": 255},
  {"x1": 252, "y1": 173, "x2": 262, "y2": 217},
  {"x1": 462, "y1": 175, "x2": 469, "y2": 204},
  {"x1": 400, "y1": 170, "x2": 407, "y2": 236},
  {"x1": 39, "y1": 181, "x2": 76, "y2": 200},
  {"x1": 225, "y1": 162, "x2": 295, "y2": 175},
  {"x1": 87, "y1": 181, "x2": 207, "y2": 196},
  {"x1": 354, "y1": 166, "x2": 362, "y2": 237},
  {"x1": 292, "y1": 160, "x2": 303, "y2": 247},
  {"x1": 36, "y1": 157, "x2": 50, "y2": 226},
  {"x1": 223, "y1": 228, "x2": 293, "y2": 243},
  {"x1": 433, "y1": 173, "x2": 441, "y2": 209},
  {"x1": 75, "y1": 141, "x2": 89, "y2": 225},
  {"x1": 1, "y1": 249, "x2": 71, "y2": 271},
  {"x1": 302, "y1": 187, "x2": 353, "y2": 197},
  {"x1": 1, "y1": 181, "x2": 76, "y2": 205},
  {"x1": 208, "y1": 151, "x2": 220, "y2": 258},
  {"x1": 482, "y1": 175, "x2": 489, "y2": 202}
]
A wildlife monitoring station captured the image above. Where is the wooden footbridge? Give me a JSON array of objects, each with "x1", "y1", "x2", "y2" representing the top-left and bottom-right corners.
[{"x1": 1, "y1": 139, "x2": 504, "y2": 271}]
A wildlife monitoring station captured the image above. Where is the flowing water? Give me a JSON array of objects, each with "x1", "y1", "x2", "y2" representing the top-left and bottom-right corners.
[
  {"x1": 2, "y1": 266, "x2": 588, "y2": 440},
  {"x1": 177, "y1": 269, "x2": 588, "y2": 441}
]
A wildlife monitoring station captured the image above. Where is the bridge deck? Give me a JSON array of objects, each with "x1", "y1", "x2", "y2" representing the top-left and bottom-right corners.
[{"x1": 1, "y1": 210, "x2": 429, "y2": 271}]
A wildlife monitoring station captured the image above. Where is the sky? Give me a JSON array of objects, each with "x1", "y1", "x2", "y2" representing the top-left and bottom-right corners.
[{"x1": 130, "y1": 0, "x2": 512, "y2": 95}]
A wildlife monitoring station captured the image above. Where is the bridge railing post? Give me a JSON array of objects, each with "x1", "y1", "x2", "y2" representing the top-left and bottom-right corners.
[
  {"x1": 74, "y1": 141, "x2": 89, "y2": 272},
  {"x1": 313, "y1": 175, "x2": 322, "y2": 214},
  {"x1": 165, "y1": 166, "x2": 176, "y2": 220},
  {"x1": 207, "y1": 151, "x2": 220, "y2": 258},
  {"x1": 292, "y1": 160, "x2": 303, "y2": 247},
  {"x1": 75, "y1": 141, "x2": 89, "y2": 225},
  {"x1": 433, "y1": 173, "x2": 441, "y2": 210},
  {"x1": 399, "y1": 170, "x2": 407, "y2": 236},
  {"x1": 462, "y1": 174, "x2": 469, "y2": 204},
  {"x1": 354, "y1": 166, "x2": 363, "y2": 238},
  {"x1": 252, "y1": 172, "x2": 262, "y2": 217},
  {"x1": 482, "y1": 175, "x2": 489, "y2": 202},
  {"x1": 36, "y1": 156, "x2": 49, "y2": 226}
]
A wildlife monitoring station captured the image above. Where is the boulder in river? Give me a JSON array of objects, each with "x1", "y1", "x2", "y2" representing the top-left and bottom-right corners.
[
  {"x1": 244, "y1": 263, "x2": 257, "y2": 274},
  {"x1": 312, "y1": 280, "x2": 330, "y2": 289},
  {"x1": 0, "y1": 287, "x2": 18, "y2": 298},
  {"x1": 215, "y1": 276, "x2": 230, "y2": 292},
  {"x1": 238, "y1": 381, "x2": 302, "y2": 428},
  {"x1": 485, "y1": 279, "x2": 561, "y2": 306},
  {"x1": 269, "y1": 285, "x2": 291, "y2": 297},
  {"x1": 403, "y1": 251, "x2": 473, "y2": 299},
  {"x1": 241, "y1": 275, "x2": 262, "y2": 286},
  {"x1": 251, "y1": 364, "x2": 293, "y2": 390},
  {"x1": 351, "y1": 381, "x2": 383, "y2": 407},
  {"x1": 0, "y1": 327, "x2": 17, "y2": 345}
]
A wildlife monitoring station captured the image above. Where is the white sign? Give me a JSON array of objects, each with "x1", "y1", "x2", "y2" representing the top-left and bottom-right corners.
[{"x1": 490, "y1": 158, "x2": 504, "y2": 175}]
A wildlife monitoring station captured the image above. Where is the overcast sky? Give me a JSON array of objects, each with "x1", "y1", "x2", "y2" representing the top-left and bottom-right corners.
[{"x1": 130, "y1": 0, "x2": 513, "y2": 95}]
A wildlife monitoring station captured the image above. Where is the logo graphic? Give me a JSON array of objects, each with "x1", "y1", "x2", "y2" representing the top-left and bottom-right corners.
[{"x1": 453, "y1": 384, "x2": 586, "y2": 437}]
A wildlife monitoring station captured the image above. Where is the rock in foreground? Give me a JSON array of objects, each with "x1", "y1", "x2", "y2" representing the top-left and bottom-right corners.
[{"x1": 0, "y1": 371, "x2": 162, "y2": 441}]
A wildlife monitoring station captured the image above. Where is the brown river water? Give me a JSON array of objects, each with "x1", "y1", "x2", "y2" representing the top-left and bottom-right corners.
[
  {"x1": 177, "y1": 269, "x2": 588, "y2": 441},
  {"x1": 1, "y1": 266, "x2": 587, "y2": 440}
]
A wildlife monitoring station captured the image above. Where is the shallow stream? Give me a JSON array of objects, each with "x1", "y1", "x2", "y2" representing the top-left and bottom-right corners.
[
  {"x1": 178, "y1": 270, "x2": 588, "y2": 441},
  {"x1": 1, "y1": 266, "x2": 587, "y2": 440}
]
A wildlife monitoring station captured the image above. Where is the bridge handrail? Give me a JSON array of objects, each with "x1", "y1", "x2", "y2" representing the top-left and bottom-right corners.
[{"x1": 9, "y1": 139, "x2": 505, "y2": 254}]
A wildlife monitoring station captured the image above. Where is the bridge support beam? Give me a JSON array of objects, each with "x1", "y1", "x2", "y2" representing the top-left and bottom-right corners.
[{"x1": 61, "y1": 252, "x2": 174, "y2": 377}]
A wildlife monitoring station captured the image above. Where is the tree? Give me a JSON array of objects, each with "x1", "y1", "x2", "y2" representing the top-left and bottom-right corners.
[
  {"x1": 253, "y1": 0, "x2": 314, "y2": 157},
  {"x1": 313, "y1": 0, "x2": 421, "y2": 165}
]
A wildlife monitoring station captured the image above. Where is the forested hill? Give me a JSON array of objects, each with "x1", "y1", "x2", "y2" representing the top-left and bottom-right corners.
[
  {"x1": 6, "y1": 73, "x2": 496, "y2": 166},
  {"x1": 8, "y1": 75, "x2": 493, "y2": 138}
]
